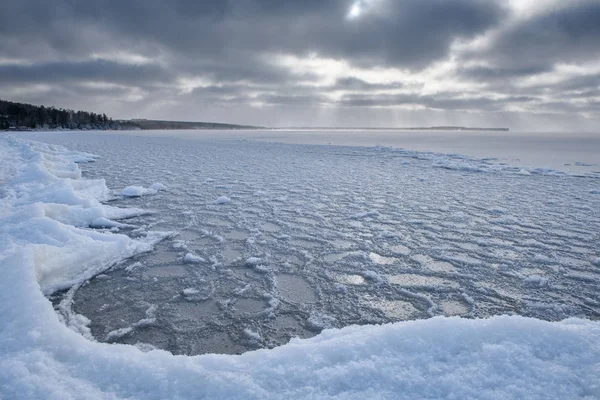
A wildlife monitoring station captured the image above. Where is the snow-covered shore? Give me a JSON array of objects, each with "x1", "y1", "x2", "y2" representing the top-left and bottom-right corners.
[{"x1": 1, "y1": 136, "x2": 599, "y2": 399}]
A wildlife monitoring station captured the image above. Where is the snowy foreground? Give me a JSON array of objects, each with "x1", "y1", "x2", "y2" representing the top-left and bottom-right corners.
[{"x1": 1, "y1": 135, "x2": 600, "y2": 399}]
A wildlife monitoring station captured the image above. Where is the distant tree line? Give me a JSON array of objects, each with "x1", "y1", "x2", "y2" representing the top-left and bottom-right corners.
[{"x1": 0, "y1": 99, "x2": 122, "y2": 130}]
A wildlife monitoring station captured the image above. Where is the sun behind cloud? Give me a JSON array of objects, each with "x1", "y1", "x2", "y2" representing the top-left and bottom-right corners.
[{"x1": 347, "y1": 2, "x2": 363, "y2": 19}]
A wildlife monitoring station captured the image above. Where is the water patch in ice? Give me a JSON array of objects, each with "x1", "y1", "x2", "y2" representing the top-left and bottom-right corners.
[
  {"x1": 387, "y1": 244, "x2": 411, "y2": 256},
  {"x1": 323, "y1": 252, "x2": 352, "y2": 262},
  {"x1": 177, "y1": 230, "x2": 199, "y2": 241},
  {"x1": 331, "y1": 239, "x2": 354, "y2": 249},
  {"x1": 222, "y1": 248, "x2": 243, "y2": 264},
  {"x1": 289, "y1": 239, "x2": 320, "y2": 248},
  {"x1": 276, "y1": 274, "x2": 317, "y2": 304},
  {"x1": 369, "y1": 300, "x2": 418, "y2": 319},
  {"x1": 369, "y1": 252, "x2": 397, "y2": 265},
  {"x1": 143, "y1": 265, "x2": 188, "y2": 278},
  {"x1": 235, "y1": 299, "x2": 267, "y2": 314},
  {"x1": 225, "y1": 230, "x2": 248, "y2": 240},
  {"x1": 439, "y1": 300, "x2": 470, "y2": 316},
  {"x1": 206, "y1": 217, "x2": 231, "y2": 227},
  {"x1": 261, "y1": 222, "x2": 281, "y2": 232},
  {"x1": 411, "y1": 254, "x2": 456, "y2": 273}
]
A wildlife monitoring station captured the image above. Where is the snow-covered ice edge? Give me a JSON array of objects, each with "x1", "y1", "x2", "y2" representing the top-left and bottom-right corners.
[{"x1": 1, "y1": 136, "x2": 599, "y2": 399}]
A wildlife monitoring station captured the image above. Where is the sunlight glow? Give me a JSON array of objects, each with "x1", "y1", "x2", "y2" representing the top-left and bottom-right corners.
[{"x1": 347, "y1": 3, "x2": 362, "y2": 19}]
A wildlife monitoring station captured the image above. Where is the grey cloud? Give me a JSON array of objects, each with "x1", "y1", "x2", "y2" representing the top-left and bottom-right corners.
[
  {"x1": 0, "y1": 0, "x2": 599, "y2": 127},
  {"x1": 476, "y1": 1, "x2": 600, "y2": 70},
  {"x1": 332, "y1": 77, "x2": 404, "y2": 91},
  {"x1": 0, "y1": 0, "x2": 507, "y2": 69},
  {"x1": 337, "y1": 93, "x2": 537, "y2": 111},
  {"x1": 0, "y1": 60, "x2": 173, "y2": 86},
  {"x1": 458, "y1": 66, "x2": 552, "y2": 81}
]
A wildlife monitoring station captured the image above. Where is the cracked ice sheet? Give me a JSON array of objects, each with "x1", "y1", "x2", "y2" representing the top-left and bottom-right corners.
[{"x1": 14, "y1": 130, "x2": 600, "y2": 357}]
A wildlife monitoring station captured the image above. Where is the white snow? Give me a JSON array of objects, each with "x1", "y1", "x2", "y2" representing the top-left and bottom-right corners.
[
  {"x1": 120, "y1": 183, "x2": 165, "y2": 197},
  {"x1": 1, "y1": 136, "x2": 599, "y2": 399},
  {"x1": 183, "y1": 288, "x2": 200, "y2": 296},
  {"x1": 215, "y1": 195, "x2": 231, "y2": 204},
  {"x1": 120, "y1": 185, "x2": 153, "y2": 197},
  {"x1": 0, "y1": 137, "x2": 165, "y2": 295},
  {"x1": 183, "y1": 252, "x2": 205, "y2": 264},
  {"x1": 245, "y1": 257, "x2": 263, "y2": 266},
  {"x1": 307, "y1": 313, "x2": 337, "y2": 330},
  {"x1": 243, "y1": 328, "x2": 262, "y2": 341}
]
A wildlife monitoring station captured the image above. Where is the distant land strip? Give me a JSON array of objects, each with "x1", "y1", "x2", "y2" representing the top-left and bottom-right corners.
[
  {"x1": 119, "y1": 119, "x2": 263, "y2": 130},
  {"x1": 1, "y1": 99, "x2": 508, "y2": 132},
  {"x1": 276, "y1": 126, "x2": 509, "y2": 131}
]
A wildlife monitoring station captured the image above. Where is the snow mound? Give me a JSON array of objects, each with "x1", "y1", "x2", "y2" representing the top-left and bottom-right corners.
[
  {"x1": 120, "y1": 185, "x2": 154, "y2": 197},
  {"x1": 183, "y1": 288, "x2": 200, "y2": 296},
  {"x1": 243, "y1": 328, "x2": 262, "y2": 342},
  {"x1": 0, "y1": 137, "x2": 165, "y2": 294},
  {"x1": 119, "y1": 183, "x2": 165, "y2": 197},
  {"x1": 215, "y1": 195, "x2": 231, "y2": 204},
  {"x1": 307, "y1": 313, "x2": 337, "y2": 331},
  {"x1": 245, "y1": 257, "x2": 263, "y2": 266},
  {"x1": 183, "y1": 252, "x2": 205, "y2": 264}
]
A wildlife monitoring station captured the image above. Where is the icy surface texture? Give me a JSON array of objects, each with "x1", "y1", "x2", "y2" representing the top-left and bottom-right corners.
[
  {"x1": 1, "y1": 132, "x2": 600, "y2": 399},
  {"x1": 13, "y1": 131, "x2": 600, "y2": 356}
]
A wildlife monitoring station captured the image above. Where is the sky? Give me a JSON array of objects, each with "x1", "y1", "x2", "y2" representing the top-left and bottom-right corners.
[{"x1": 1, "y1": 0, "x2": 599, "y2": 130}]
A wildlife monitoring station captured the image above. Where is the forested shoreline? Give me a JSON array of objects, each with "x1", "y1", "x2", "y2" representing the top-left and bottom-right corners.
[{"x1": 0, "y1": 99, "x2": 121, "y2": 130}]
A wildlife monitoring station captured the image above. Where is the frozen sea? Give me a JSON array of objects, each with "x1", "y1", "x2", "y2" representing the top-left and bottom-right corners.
[
  {"x1": 1, "y1": 129, "x2": 600, "y2": 399},
  {"x1": 16, "y1": 129, "x2": 600, "y2": 355}
]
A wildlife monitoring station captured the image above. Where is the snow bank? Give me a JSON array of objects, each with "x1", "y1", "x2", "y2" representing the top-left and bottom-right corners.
[
  {"x1": 0, "y1": 137, "x2": 165, "y2": 294},
  {"x1": 1, "y1": 136, "x2": 600, "y2": 399}
]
